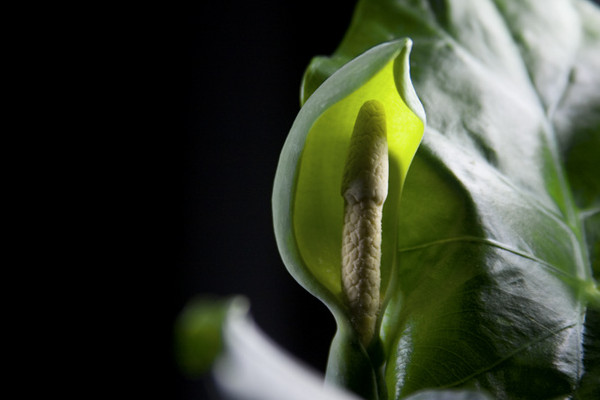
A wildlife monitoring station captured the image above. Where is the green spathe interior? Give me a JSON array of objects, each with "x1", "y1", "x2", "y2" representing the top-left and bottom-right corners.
[
  {"x1": 294, "y1": 58, "x2": 424, "y2": 303},
  {"x1": 273, "y1": 38, "x2": 425, "y2": 317}
]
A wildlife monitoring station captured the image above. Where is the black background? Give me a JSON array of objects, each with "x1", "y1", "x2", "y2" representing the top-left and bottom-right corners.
[{"x1": 165, "y1": 2, "x2": 357, "y2": 399}]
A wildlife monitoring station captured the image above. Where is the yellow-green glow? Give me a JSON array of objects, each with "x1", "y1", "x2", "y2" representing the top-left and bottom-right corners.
[{"x1": 293, "y1": 61, "x2": 425, "y2": 299}]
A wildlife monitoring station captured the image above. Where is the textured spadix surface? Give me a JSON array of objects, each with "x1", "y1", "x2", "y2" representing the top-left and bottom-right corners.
[{"x1": 341, "y1": 99, "x2": 388, "y2": 347}]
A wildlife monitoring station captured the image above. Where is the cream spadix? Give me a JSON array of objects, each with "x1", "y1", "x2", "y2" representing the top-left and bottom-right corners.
[{"x1": 341, "y1": 99, "x2": 388, "y2": 346}]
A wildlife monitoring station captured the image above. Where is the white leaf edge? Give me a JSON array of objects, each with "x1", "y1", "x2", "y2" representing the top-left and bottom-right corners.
[{"x1": 213, "y1": 297, "x2": 362, "y2": 400}]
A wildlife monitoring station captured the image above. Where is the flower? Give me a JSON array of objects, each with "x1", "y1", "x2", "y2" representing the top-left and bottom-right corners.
[{"x1": 272, "y1": 38, "x2": 426, "y2": 397}]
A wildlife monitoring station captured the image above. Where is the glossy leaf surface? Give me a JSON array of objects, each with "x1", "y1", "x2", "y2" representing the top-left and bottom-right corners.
[{"x1": 280, "y1": 0, "x2": 600, "y2": 398}]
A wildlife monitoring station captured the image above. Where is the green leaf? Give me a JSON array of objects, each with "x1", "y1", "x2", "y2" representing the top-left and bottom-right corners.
[{"x1": 276, "y1": 0, "x2": 600, "y2": 399}]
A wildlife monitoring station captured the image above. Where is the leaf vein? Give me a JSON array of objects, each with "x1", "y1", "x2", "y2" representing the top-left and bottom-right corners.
[
  {"x1": 398, "y1": 235, "x2": 572, "y2": 279},
  {"x1": 440, "y1": 322, "x2": 577, "y2": 389}
]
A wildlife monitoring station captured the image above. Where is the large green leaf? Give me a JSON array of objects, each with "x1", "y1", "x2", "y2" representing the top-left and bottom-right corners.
[{"x1": 274, "y1": 0, "x2": 600, "y2": 399}]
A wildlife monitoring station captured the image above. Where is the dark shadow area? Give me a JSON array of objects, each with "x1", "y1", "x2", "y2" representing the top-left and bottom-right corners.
[{"x1": 165, "y1": 2, "x2": 357, "y2": 399}]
